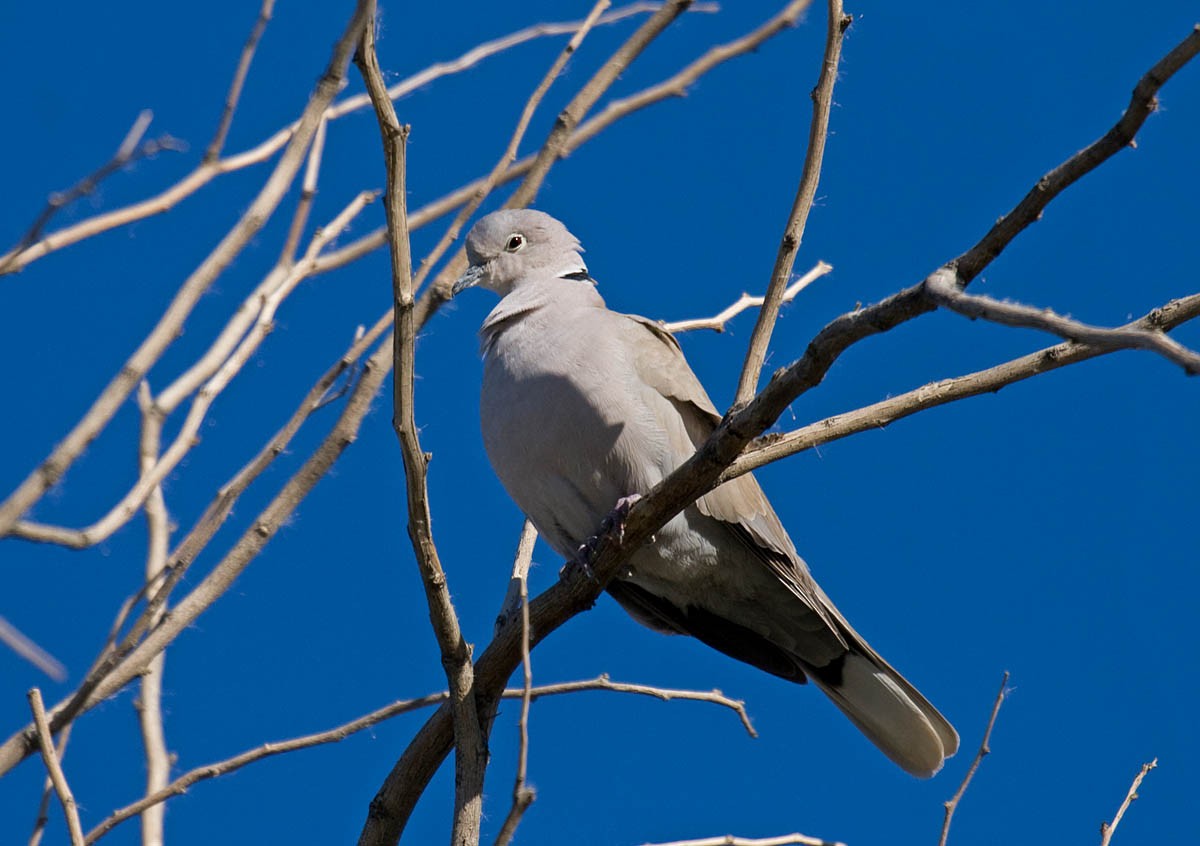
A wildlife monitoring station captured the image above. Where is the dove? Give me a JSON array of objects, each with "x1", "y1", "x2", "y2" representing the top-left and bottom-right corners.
[{"x1": 452, "y1": 209, "x2": 958, "y2": 777}]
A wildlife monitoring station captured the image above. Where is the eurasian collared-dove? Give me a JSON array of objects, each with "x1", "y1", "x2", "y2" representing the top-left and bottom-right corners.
[{"x1": 453, "y1": 209, "x2": 958, "y2": 777}]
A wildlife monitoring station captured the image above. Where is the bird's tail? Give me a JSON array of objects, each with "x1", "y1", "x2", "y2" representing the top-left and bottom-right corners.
[{"x1": 807, "y1": 641, "x2": 959, "y2": 778}]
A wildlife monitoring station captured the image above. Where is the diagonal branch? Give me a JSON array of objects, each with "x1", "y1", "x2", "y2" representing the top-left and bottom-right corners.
[
  {"x1": 204, "y1": 0, "x2": 276, "y2": 163},
  {"x1": 1099, "y1": 759, "x2": 1158, "y2": 846},
  {"x1": 492, "y1": 520, "x2": 540, "y2": 846},
  {"x1": 82, "y1": 673, "x2": 751, "y2": 845},
  {"x1": 0, "y1": 616, "x2": 66, "y2": 681},
  {"x1": 0, "y1": 111, "x2": 184, "y2": 275},
  {"x1": 8, "y1": 191, "x2": 377, "y2": 548},
  {"x1": 735, "y1": 0, "x2": 849, "y2": 404},
  {"x1": 724, "y1": 289, "x2": 1200, "y2": 479},
  {"x1": 27, "y1": 722, "x2": 72, "y2": 846},
  {"x1": 663, "y1": 262, "x2": 832, "y2": 334},
  {"x1": 926, "y1": 267, "x2": 1200, "y2": 374},
  {"x1": 643, "y1": 835, "x2": 844, "y2": 846},
  {"x1": 938, "y1": 672, "x2": 1010, "y2": 846},
  {"x1": 28, "y1": 689, "x2": 84, "y2": 846}
]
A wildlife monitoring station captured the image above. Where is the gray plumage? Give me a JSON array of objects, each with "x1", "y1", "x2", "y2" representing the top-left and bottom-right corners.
[{"x1": 454, "y1": 209, "x2": 958, "y2": 777}]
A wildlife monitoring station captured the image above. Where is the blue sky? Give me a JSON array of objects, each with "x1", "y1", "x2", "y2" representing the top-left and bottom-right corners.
[{"x1": 2, "y1": 1, "x2": 1198, "y2": 844}]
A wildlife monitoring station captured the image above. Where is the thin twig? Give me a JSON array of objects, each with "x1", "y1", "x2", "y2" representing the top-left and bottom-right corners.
[
  {"x1": 493, "y1": 520, "x2": 541, "y2": 846},
  {"x1": 722, "y1": 290, "x2": 1200, "y2": 481},
  {"x1": 662, "y1": 262, "x2": 832, "y2": 333},
  {"x1": 280, "y1": 113, "x2": 328, "y2": 266},
  {"x1": 734, "y1": 0, "x2": 848, "y2": 404},
  {"x1": 642, "y1": 834, "x2": 845, "y2": 846},
  {"x1": 355, "y1": 7, "x2": 488, "y2": 845},
  {"x1": 0, "y1": 111, "x2": 184, "y2": 274},
  {"x1": 204, "y1": 0, "x2": 276, "y2": 163},
  {"x1": 926, "y1": 267, "x2": 1200, "y2": 374},
  {"x1": 0, "y1": 616, "x2": 66, "y2": 681},
  {"x1": 938, "y1": 672, "x2": 1010, "y2": 846},
  {"x1": 496, "y1": 520, "x2": 540, "y2": 633},
  {"x1": 28, "y1": 723, "x2": 72, "y2": 846},
  {"x1": 28, "y1": 689, "x2": 84, "y2": 846},
  {"x1": 83, "y1": 674, "x2": 748, "y2": 845},
  {"x1": 535, "y1": 675, "x2": 757, "y2": 738},
  {"x1": 1099, "y1": 759, "x2": 1158, "y2": 846}
]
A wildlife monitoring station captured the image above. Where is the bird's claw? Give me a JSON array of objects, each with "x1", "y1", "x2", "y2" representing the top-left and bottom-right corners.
[
  {"x1": 599, "y1": 493, "x2": 642, "y2": 543},
  {"x1": 559, "y1": 494, "x2": 642, "y2": 583},
  {"x1": 561, "y1": 539, "x2": 599, "y2": 583}
]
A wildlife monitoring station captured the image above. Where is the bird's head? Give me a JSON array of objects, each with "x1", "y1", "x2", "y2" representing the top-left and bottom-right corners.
[{"x1": 452, "y1": 209, "x2": 587, "y2": 297}]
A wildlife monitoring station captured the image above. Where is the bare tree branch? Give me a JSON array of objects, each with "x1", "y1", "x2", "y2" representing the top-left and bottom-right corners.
[
  {"x1": 27, "y1": 723, "x2": 71, "y2": 846},
  {"x1": 492, "y1": 520, "x2": 540, "y2": 846},
  {"x1": 1099, "y1": 759, "x2": 1158, "y2": 846},
  {"x1": 356, "y1": 6, "x2": 489, "y2": 844},
  {"x1": 83, "y1": 674, "x2": 751, "y2": 845},
  {"x1": 0, "y1": 0, "x2": 373, "y2": 539},
  {"x1": 8, "y1": 190, "x2": 377, "y2": 548},
  {"x1": 926, "y1": 267, "x2": 1200, "y2": 374},
  {"x1": 204, "y1": 0, "x2": 275, "y2": 163},
  {"x1": 280, "y1": 114, "x2": 328, "y2": 266},
  {"x1": 133, "y1": 383, "x2": 171, "y2": 846},
  {"x1": 496, "y1": 521, "x2": 540, "y2": 633},
  {"x1": 662, "y1": 262, "x2": 832, "y2": 334},
  {"x1": 27, "y1": 689, "x2": 84, "y2": 846},
  {"x1": 642, "y1": 834, "x2": 845, "y2": 846},
  {"x1": 722, "y1": 290, "x2": 1200, "y2": 481},
  {"x1": 0, "y1": 616, "x2": 65, "y2": 681},
  {"x1": 938, "y1": 672, "x2": 1010, "y2": 846},
  {"x1": 735, "y1": 0, "x2": 849, "y2": 404},
  {"x1": 0, "y1": 111, "x2": 184, "y2": 275}
]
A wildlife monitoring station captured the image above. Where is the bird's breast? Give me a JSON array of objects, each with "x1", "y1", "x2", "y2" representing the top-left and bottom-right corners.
[{"x1": 479, "y1": 315, "x2": 665, "y2": 556}]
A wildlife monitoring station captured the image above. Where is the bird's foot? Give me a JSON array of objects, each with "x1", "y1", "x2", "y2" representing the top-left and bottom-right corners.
[
  {"x1": 599, "y1": 493, "x2": 642, "y2": 544},
  {"x1": 559, "y1": 494, "x2": 643, "y2": 583},
  {"x1": 561, "y1": 541, "x2": 599, "y2": 584}
]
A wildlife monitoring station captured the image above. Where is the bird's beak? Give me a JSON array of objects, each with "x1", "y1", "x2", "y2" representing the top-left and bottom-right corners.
[{"x1": 451, "y1": 264, "x2": 485, "y2": 297}]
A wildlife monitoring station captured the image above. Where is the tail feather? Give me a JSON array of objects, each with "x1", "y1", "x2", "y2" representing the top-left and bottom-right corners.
[{"x1": 809, "y1": 650, "x2": 958, "y2": 778}]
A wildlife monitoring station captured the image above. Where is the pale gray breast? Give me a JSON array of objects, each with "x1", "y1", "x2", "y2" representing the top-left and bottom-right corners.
[{"x1": 480, "y1": 305, "x2": 658, "y2": 557}]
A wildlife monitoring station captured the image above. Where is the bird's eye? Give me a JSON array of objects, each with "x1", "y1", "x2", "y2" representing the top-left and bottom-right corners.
[{"x1": 505, "y1": 234, "x2": 525, "y2": 252}]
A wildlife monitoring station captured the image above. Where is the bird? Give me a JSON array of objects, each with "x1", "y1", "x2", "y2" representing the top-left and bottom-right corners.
[{"x1": 452, "y1": 208, "x2": 958, "y2": 777}]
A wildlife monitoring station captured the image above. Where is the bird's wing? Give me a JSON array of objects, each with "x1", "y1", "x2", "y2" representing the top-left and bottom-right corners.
[{"x1": 623, "y1": 314, "x2": 844, "y2": 644}]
